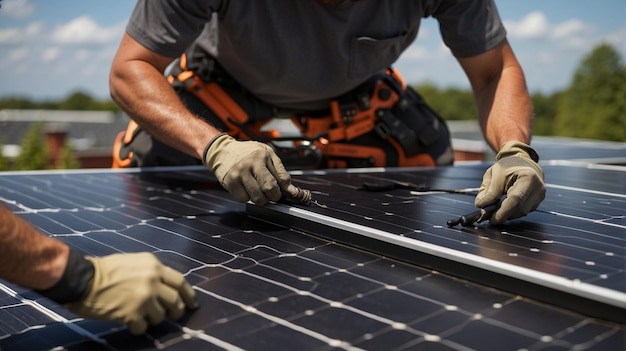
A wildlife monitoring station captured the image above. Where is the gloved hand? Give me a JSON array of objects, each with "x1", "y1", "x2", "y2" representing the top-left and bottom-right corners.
[
  {"x1": 203, "y1": 133, "x2": 296, "y2": 205},
  {"x1": 66, "y1": 253, "x2": 198, "y2": 335},
  {"x1": 475, "y1": 141, "x2": 546, "y2": 225}
]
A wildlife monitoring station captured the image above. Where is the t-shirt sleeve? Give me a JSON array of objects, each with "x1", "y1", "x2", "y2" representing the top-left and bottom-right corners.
[
  {"x1": 126, "y1": 0, "x2": 217, "y2": 58},
  {"x1": 429, "y1": 0, "x2": 507, "y2": 58}
]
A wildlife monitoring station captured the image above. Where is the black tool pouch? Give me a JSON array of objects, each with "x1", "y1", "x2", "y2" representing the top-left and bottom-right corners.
[
  {"x1": 345, "y1": 71, "x2": 454, "y2": 166},
  {"x1": 383, "y1": 85, "x2": 453, "y2": 163}
]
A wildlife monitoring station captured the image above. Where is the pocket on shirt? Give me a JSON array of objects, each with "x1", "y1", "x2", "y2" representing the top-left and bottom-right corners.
[{"x1": 348, "y1": 33, "x2": 407, "y2": 79}]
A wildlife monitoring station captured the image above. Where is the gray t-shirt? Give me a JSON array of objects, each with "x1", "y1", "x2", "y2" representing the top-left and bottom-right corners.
[{"x1": 126, "y1": 0, "x2": 506, "y2": 110}]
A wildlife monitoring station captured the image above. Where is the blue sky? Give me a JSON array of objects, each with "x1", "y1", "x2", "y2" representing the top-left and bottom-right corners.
[{"x1": 1, "y1": 0, "x2": 625, "y2": 101}]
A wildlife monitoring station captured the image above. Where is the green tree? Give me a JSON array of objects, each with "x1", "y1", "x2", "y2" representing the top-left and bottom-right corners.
[
  {"x1": 59, "y1": 91, "x2": 96, "y2": 110},
  {"x1": 0, "y1": 91, "x2": 121, "y2": 112},
  {"x1": 555, "y1": 43, "x2": 626, "y2": 141},
  {"x1": 531, "y1": 91, "x2": 561, "y2": 136},
  {"x1": 14, "y1": 122, "x2": 48, "y2": 170},
  {"x1": 57, "y1": 141, "x2": 81, "y2": 169},
  {"x1": 415, "y1": 83, "x2": 477, "y2": 120},
  {"x1": 0, "y1": 139, "x2": 10, "y2": 171},
  {"x1": 0, "y1": 96, "x2": 58, "y2": 109},
  {"x1": 0, "y1": 97, "x2": 37, "y2": 109}
]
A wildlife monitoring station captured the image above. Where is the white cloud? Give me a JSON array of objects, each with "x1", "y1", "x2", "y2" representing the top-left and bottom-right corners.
[
  {"x1": 552, "y1": 19, "x2": 593, "y2": 39},
  {"x1": 437, "y1": 42, "x2": 452, "y2": 55},
  {"x1": 416, "y1": 25, "x2": 433, "y2": 40},
  {"x1": 74, "y1": 49, "x2": 91, "y2": 62},
  {"x1": 0, "y1": 22, "x2": 43, "y2": 44},
  {"x1": 505, "y1": 12, "x2": 549, "y2": 40},
  {"x1": 505, "y1": 12, "x2": 599, "y2": 46},
  {"x1": 81, "y1": 62, "x2": 100, "y2": 77},
  {"x1": 562, "y1": 36, "x2": 591, "y2": 51},
  {"x1": 536, "y1": 52, "x2": 556, "y2": 65},
  {"x1": 51, "y1": 15, "x2": 125, "y2": 45},
  {"x1": 0, "y1": 0, "x2": 35, "y2": 19},
  {"x1": 400, "y1": 41, "x2": 451, "y2": 63},
  {"x1": 24, "y1": 21, "x2": 43, "y2": 36},
  {"x1": 503, "y1": 11, "x2": 626, "y2": 94},
  {"x1": 604, "y1": 26, "x2": 626, "y2": 54},
  {"x1": 0, "y1": 27, "x2": 20, "y2": 44},
  {"x1": 42, "y1": 47, "x2": 60, "y2": 62},
  {"x1": 7, "y1": 47, "x2": 28, "y2": 61},
  {"x1": 401, "y1": 45, "x2": 430, "y2": 60},
  {"x1": 398, "y1": 10, "x2": 626, "y2": 94},
  {"x1": 0, "y1": 12, "x2": 126, "y2": 99}
]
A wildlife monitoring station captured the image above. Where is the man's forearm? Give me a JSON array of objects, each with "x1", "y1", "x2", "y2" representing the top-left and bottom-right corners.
[
  {"x1": 0, "y1": 204, "x2": 69, "y2": 290},
  {"x1": 476, "y1": 63, "x2": 533, "y2": 151},
  {"x1": 474, "y1": 42, "x2": 534, "y2": 152},
  {"x1": 458, "y1": 40, "x2": 534, "y2": 152},
  {"x1": 109, "y1": 34, "x2": 222, "y2": 160}
]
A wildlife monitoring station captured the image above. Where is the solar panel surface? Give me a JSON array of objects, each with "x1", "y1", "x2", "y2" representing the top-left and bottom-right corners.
[{"x1": 0, "y1": 157, "x2": 624, "y2": 350}]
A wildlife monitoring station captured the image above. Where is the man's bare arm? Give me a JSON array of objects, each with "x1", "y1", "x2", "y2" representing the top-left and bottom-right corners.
[
  {"x1": 457, "y1": 39, "x2": 534, "y2": 151},
  {"x1": 457, "y1": 39, "x2": 545, "y2": 224},
  {"x1": 109, "y1": 33, "x2": 223, "y2": 160},
  {"x1": 0, "y1": 204, "x2": 69, "y2": 290},
  {"x1": 110, "y1": 33, "x2": 296, "y2": 205},
  {"x1": 0, "y1": 203, "x2": 198, "y2": 334}
]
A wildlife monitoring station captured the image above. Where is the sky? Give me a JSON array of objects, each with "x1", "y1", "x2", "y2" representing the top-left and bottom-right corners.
[{"x1": 0, "y1": 0, "x2": 625, "y2": 101}]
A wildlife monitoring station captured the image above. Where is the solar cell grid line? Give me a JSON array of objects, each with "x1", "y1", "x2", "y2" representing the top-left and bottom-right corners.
[
  {"x1": 0, "y1": 167, "x2": 623, "y2": 350},
  {"x1": 247, "y1": 163, "x2": 626, "y2": 323}
]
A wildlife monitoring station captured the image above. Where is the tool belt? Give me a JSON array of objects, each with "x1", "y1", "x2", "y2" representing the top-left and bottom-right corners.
[
  {"x1": 112, "y1": 53, "x2": 453, "y2": 169},
  {"x1": 112, "y1": 53, "x2": 279, "y2": 168},
  {"x1": 290, "y1": 68, "x2": 452, "y2": 168}
]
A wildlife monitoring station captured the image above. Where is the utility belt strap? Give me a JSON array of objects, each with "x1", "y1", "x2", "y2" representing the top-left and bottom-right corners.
[
  {"x1": 167, "y1": 53, "x2": 278, "y2": 141},
  {"x1": 292, "y1": 68, "x2": 428, "y2": 158}
]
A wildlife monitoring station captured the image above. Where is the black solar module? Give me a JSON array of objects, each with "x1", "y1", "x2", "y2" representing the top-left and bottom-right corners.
[
  {"x1": 0, "y1": 156, "x2": 624, "y2": 350},
  {"x1": 249, "y1": 164, "x2": 626, "y2": 321}
]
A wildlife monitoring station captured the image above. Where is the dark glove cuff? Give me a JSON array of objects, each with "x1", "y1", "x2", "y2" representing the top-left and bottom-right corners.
[
  {"x1": 36, "y1": 249, "x2": 94, "y2": 304},
  {"x1": 202, "y1": 132, "x2": 228, "y2": 166}
]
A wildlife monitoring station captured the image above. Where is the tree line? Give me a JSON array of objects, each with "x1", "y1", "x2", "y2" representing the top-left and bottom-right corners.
[
  {"x1": 417, "y1": 43, "x2": 625, "y2": 142},
  {"x1": 0, "y1": 91, "x2": 121, "y2": 112},
  {"x1": 1, "y1": 42, "x2": 624, "y2": 143}
]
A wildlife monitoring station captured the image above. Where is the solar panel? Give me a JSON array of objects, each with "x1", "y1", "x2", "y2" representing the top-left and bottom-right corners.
[
  {"x1": 249, "y1": 164, "x2": 626, "y2": 321},
  {"x1": 0, "y1": 162, "x2": 624, "y2": 350}
]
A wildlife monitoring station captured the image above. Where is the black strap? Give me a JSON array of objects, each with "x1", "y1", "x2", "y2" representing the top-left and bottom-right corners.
[
  {"x1": 375, "y1": 109, "x2": 420, "y2": 155},
  {"x1": 36, "y1": 249, "x2": 94, "y2": 304}
]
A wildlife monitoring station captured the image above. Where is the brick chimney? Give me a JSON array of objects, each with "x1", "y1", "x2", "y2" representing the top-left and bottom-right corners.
[{"x1": 45, "y1": 123, "x2": 68, "y2": 168}]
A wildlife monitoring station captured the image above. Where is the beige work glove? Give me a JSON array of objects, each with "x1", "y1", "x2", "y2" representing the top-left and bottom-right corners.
[
  {"x1": 66, "y1": 253, "x2": 198, "y2": 335},
  {"x1": 203, "y1": 133, "x2": 296, "y2": 205},
  {"x1": 475, "y1": 141, "x2": 546, "y2": 225}
]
